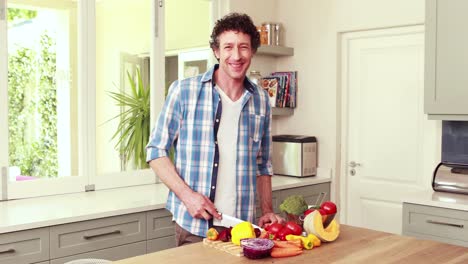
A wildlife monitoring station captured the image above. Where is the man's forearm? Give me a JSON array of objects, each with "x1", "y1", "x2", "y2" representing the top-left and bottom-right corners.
[
  {"x1": 257, "y1": 175, "x2": 274, "y2": 214},
  {"x1": 149, "y1": 157, "x2": 193, "y2": 201}
]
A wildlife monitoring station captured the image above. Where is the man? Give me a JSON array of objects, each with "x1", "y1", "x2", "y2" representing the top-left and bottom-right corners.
[{"x1": 146, "y1": 13, "x2": 283, "y2": 246}]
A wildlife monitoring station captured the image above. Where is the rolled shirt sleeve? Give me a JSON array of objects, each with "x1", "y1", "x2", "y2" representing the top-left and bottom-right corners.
[{"x1": 146, "y1": 80, "x2": 181, "y2": 162}]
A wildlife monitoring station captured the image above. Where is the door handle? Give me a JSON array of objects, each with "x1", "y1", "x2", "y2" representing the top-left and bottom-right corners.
[
  {"x1": 0, "y1": 248, "x2": 15, "y2": 254},
  {"x1": 348, "y1": 161, "x2": 361, "y2": 168},
  {"x1": 83, "y1": 230, "x2": 121, "y2": 240}
]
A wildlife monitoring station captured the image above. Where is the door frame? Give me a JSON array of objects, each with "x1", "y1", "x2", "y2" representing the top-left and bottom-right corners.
[{"x1": 338, "y1": 25, "x2": 426, "y2": 224}]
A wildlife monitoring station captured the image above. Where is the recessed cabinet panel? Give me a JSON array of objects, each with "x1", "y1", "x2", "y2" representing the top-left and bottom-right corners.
[
  {"x1": 50, "y1": 241, "x2": 146, "y2": 264},
  {"x1": 403, "y1": 203, "x2": 468, "y2": 247},
  {"x1": 50, "y1": 213, "x2": 146, "y2": 259},
  {"x1": 0, "y1": 228, "x2": 49, "y2": 264},
  {"x1": 146, "y1": 209, "x2": 175, "y2": 240}
]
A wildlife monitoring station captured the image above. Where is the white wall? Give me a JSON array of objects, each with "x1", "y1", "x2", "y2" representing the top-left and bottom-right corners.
[{"x1": 228, "y1": 0, "x2": 435, "y2": 197}]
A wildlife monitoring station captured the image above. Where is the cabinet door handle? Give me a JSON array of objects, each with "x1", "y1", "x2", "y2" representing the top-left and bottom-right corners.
[
  {"x1": 83, "y1": 230, "x2": 121, "y2": 240},
  {"x1": 426, "y1": 220, "x2": 464, "y2": 228},
  {"x1": 0, "y1": 248, "x2": 15, "y2": 254}
]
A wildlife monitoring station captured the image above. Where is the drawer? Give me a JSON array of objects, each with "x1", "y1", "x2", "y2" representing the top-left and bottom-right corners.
[
  {"x1": 403, "y1": 203, "x2": 468, "y2": 243},
  {"x1": 50, "y1": 241, "x2": 146, "y2": 264},
  {"x1": 35, "y1": 262, "x2": 50, "y2": 264},
  {"x1": 147, "y1": 236, "x2": 176, "y2": 253},
  {"x1": 147, "y1": 209, "x2": 174, "y2": 240},
  {"x1": 0, "y1": 227, "x2": 49, "y2": 264},
  {"x1": 50, "y1": 212, "x2": 146, "y2": 259}
]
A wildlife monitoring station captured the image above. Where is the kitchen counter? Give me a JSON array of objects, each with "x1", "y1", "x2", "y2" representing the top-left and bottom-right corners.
[
  {"x1": 0, "y1": 169, "x2": 331, "y2": 234},
  {"x1": 404, "y1": 189, "x2": 468, "y2": 211},
  {"x1": 113, "y1": 224, "x2": 468, "y2": 264}
]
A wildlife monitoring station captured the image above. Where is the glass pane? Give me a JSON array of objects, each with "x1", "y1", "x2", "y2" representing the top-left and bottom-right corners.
[
  {"x1": 95, "y1": 0, "x2": 152, "y2": 174},
  {"x1": 165, "y1": 0, "x2": 213, "y2": 94},
  {"x1": 7, "y1": 1, "x2": 78, "y2": 181}
]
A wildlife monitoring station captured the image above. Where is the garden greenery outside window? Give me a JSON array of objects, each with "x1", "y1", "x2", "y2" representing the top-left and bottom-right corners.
[
  {"x1": 0, "y1": 0, "x2": 160, "y2": 200},
  {"x1": 0, "y1": 0, "x2": 214, "y2": 200}
]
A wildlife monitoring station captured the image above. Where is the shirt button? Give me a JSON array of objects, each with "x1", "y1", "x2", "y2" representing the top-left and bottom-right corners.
[
  {"x1": 212, "y1": 186, "x2": 215, "y2": 189},
  {"x1": 214, "y1": 163, "x2": 218, "y2": 167},
  {"x1": 216, "y1": 119, "x2": 219, "y2": 122},
  {"x1": 215, "y1": 141, "x2": 218, "y2": 144}
]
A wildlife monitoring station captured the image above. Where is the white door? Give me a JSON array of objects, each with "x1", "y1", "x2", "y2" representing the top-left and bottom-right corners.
[{"x1": 340, "y1": 26, "x2": 440, "y2": 234}]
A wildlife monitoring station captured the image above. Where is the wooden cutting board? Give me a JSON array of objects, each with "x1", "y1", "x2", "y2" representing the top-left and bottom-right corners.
[{"x1": 202, "y1": 238, "x2": 243, "y2": 257}]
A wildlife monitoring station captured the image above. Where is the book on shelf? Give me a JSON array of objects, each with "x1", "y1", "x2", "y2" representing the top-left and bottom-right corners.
[{"x1": 260, "y1": 71, "x2": 297, "y2": 108}]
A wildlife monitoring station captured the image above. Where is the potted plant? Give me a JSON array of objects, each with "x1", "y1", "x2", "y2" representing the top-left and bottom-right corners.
[{"x1": 108, "y1": 68, "x2": 150, "y2": 170}]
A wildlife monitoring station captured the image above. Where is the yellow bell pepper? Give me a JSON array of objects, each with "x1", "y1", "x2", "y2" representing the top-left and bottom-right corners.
[
  {"x1": 307, "y1": 233, "x2": 322, "y2": 247},
  {"x1": 231, "y1": 222, "x2": 256, "y2": 245},
  {"x1": 206, "y1": 227, "x2": 219, "y2": 241},
  {"x1": 285, "y1": 234, "x2": 313, "y2": 250}
]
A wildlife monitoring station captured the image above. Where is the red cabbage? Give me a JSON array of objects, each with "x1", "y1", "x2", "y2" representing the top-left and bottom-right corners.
[{"x1": 240, "y1": 238, "x2": 274, "y2": 259}]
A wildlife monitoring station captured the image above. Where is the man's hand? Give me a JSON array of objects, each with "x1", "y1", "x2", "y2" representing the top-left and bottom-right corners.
[
  {"x1": 181, "y1": 191, "x2": 222, "y2": 221},
  {"x1": 258, "y1": 212, "x2": 284, "y2": 228}
]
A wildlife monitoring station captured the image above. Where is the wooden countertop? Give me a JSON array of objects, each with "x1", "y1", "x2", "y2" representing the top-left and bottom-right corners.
[{"x1": 114, "y1": 225, "x2": 468, "y2": 263}]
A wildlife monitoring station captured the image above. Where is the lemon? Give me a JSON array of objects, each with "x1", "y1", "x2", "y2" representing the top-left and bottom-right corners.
[{"x1": 231, "y1": 221, "x2": 256, "y2": 245}]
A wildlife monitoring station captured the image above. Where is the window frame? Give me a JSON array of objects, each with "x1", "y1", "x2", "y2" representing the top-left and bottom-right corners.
[{"x1": 1, "y1": 0, "x2": 225, "y2": 200}]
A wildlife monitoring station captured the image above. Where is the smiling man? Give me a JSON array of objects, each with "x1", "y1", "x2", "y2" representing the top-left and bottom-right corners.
[{"x1": 146, "y1": 13, "x2": 283, "y2": 246}]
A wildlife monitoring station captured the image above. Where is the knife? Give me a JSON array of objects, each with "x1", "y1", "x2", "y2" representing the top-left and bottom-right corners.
[{"x1": 213, "y1": 213, "x2": 262, "y2": 230}]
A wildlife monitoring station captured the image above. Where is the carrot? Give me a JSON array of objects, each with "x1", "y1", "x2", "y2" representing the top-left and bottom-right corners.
[
  {"x1": 270, "y1": 247, "x2": 303, "y2": 258},
  {"x1": 273, "y1": 240, "x2": 302, "y2": 249}
]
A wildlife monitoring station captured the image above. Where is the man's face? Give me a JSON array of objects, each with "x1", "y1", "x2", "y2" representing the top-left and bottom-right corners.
[{"x1": 214, "y1": 30, "x2": 253, "y2": 82}]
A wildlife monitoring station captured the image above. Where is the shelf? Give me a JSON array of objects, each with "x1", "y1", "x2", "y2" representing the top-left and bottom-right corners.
[
  {"x1": 272, "y1": 107, "x2": 294, "y2": 116},
  {"x1": 257, "y1": 45, "x2": 294, "y2": 57}
]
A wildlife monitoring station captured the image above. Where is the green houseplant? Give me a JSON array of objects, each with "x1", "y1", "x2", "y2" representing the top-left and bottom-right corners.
[{"x1": 108, "y1": 68, "x2": 150, "y2": 169}]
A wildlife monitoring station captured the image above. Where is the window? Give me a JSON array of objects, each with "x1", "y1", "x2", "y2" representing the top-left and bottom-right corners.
[{"x1": 0, "y1": 0, "x2": 218, "y2": 200}]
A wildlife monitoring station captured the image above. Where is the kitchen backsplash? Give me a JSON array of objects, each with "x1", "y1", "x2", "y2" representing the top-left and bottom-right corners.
[{"x1": 442, "y1": 121, "x2": 468, "y2": 164}]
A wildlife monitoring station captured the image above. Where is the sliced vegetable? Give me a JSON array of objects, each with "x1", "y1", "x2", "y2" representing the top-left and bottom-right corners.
[
  {"x1": 240, "y1": 238, "x2": 274, "y2": 259},
  {"x1": 304, "y1": 211, "x2": 340, "y2": 242}
]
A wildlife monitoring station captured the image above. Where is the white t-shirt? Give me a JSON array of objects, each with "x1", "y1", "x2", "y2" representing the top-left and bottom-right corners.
[{"x1": 214, "y1": 86, "x2": 245, "y2": 217}]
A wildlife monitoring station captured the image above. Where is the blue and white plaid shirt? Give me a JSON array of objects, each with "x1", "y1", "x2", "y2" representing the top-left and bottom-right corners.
[{"x1": 146, "y1": 64, "x2": 273, "y2": 237}]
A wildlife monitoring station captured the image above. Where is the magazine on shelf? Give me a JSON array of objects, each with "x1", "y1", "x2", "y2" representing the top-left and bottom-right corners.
[{"x1": 259, "y1": 77, "x2": 280, "y2": 107}]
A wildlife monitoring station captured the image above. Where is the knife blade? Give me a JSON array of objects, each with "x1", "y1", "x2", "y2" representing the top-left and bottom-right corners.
[{"x1": 213, "y1": 213, "x2": 262, "y2": 230}]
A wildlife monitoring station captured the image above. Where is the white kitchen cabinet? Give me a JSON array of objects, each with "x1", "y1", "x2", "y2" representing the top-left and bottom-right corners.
[
  {"x1": 0, "y1": 227, "x2": 49, "y2": 264},
  {"x1": 402, "y1": 203, "x2": 468, "y2": 247},
  {"x1": 425, "y1": 0, "x2": 468, "y2": 120}
]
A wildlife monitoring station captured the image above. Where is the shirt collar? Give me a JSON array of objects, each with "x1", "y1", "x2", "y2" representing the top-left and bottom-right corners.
[{"x1": 201, "y1": 64, "x2": 256, "y2": 94}]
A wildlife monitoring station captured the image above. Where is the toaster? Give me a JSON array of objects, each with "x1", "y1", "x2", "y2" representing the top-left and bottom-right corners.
[{"x1": 272, "y1": 135, "x2": 317, "y2": 177}]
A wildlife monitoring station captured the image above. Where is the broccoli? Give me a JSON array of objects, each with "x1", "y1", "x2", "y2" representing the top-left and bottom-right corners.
[{"x1": 279, "y1": 195, "x2": 308, "y2": 215}]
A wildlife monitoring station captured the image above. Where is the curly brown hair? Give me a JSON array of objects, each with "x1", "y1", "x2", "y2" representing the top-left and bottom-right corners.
[{"x1": 209, "y1": 13, "x2": 260, "y2": 54}]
